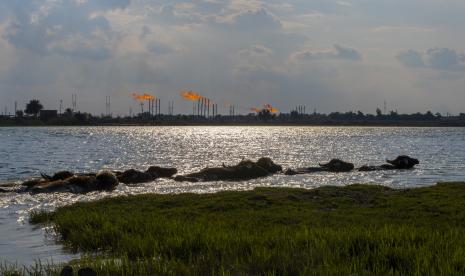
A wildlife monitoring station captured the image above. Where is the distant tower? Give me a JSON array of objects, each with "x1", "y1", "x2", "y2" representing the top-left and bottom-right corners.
[
  {"x1": 72, "y1": 94, "x2": 77, "y2": 112},
  {"x1": 384, "y1": 100, "x2": 387, "y2": 114},
  {"x1": 14, "y1": 101, "x2": 17, "y2": 116},
  {"x1": 59, "y1": 100, "x2": 63, "y2": 115},
  {"x1": 105, "y1": 96, "x2": 111, "y2": 117}
]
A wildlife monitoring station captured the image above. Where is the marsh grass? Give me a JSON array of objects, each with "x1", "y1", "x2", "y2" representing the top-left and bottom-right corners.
[{"x1": 6, "y1": 182, "x2": 465, "y2": 275}]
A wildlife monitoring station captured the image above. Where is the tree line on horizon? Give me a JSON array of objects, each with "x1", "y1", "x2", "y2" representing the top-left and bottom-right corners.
[{"x1": 4, "y1": 99, "x2": 465, "y2": 123}]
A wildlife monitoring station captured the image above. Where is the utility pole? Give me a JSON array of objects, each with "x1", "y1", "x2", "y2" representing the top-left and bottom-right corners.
[
  {"x1": 14, "y1": 101, "x2": 17, "y2": 117},
  {"x1": 152, "y1": 99, "x2": 155, "y2": 117},
  {"x1": 59, "y1": 100, "x2": 63, "y2": 116},
  {"x1": 105, "y1": 96, "x2": 111, "y2": 117},
  {"x1": 72, "y1": 94, "x2": 77, "y2": 112}
]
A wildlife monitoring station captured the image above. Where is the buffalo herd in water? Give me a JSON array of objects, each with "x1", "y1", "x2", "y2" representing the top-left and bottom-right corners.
[{"x1": 0, "y1": 155, "x2": 419, "y2": 194}]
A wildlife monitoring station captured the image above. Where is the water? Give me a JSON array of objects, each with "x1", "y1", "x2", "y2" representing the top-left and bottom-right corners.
[{"x1": 1, "y1": 126, "x2": 464, "y2": 265}]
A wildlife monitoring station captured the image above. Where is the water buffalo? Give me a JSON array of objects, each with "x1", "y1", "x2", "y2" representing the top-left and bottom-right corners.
[
  {"x1": 30, "y1": 171, "x2": 119, "y2": 194},
  {"x1": 40, "y1": 171, "x2": 74, "y2": 181},
  {"x1": 358, "y1": 155, "x2": 419, "y2": 171},
  {"x1": 174, "y1": 157, "x2": 282, "y2": 182},
  {"x1": 116, "y1": 169, "x2": 153, "y2": 184},
  {"x1": 387, "y1": 155, "x2": 419, "y2": 169},
  {"x1": 117, "y1": 166, "x2": 178, "y2": 184},
  {"x1": 146, "y1": 166, "x2": 178, "y2": 178},
  {"x1": 285, "y1": 159, "x2": 355, "y2": 175}
]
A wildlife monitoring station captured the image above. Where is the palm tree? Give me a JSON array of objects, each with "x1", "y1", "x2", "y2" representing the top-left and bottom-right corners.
[{"x1": 25, "y1": 99, "x2": 43, "y2": 118}]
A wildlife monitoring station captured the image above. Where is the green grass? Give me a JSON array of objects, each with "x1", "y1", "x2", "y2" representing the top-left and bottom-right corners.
[{"x1": 7, "y1": 182, "x2": 465, "y2": 275}]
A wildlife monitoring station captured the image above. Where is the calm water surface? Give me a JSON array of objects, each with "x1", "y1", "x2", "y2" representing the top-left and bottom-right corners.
[{"x1": 1, "y1": 126, "x2": 464, "y2": 264}]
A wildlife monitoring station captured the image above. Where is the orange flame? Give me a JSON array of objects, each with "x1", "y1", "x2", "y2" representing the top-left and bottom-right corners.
[
  {"x1": 264, "y1": 104, "x2": 279, "y2": 113},
  {"x1": 180, "y1": 90, "x2": 204, "y2": 101},
  {"x1": 251, "y1": 104, "x2": 279, "y2": 113},
  {"x1": 132, "y1": 92, "x2": 155, "y2": 101}
]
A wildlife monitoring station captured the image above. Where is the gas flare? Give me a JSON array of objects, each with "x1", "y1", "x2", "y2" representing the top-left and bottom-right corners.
[
  {"x1": 132, "y1": 92, "x2": 155, "y2": 101},
  {"x1": 251, "y1": 104, "x2": 279, "y2": 113},
  {"x1": 180, "y1": 90, "x2": 203, "y2": 101},
  {"x1": 264, "y1": 104, "x2": 279, "y2": 113}
]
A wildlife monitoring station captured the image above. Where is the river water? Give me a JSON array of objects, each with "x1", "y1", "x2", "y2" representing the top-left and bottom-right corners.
[{"x1": 1, "y1": 126, "x2": 464, "y2": 265}]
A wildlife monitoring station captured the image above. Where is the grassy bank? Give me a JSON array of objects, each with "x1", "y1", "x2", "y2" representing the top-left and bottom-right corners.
[{"x1": 6, "y1": 182, "x2": 465, "y2": 275}]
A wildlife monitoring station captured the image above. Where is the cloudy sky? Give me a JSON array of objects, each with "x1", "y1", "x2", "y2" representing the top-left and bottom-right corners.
[{"x1": 1, "y1": 0, "x2": 465, "y2": 116}]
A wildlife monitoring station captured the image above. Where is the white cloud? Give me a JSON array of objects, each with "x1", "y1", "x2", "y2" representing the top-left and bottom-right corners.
[
  {"x1": 2, "y1": 0, "x2": 129, "y2": 59},
  {"x1": 238, "y1": 44, "x2": 273, "y2": 58}
]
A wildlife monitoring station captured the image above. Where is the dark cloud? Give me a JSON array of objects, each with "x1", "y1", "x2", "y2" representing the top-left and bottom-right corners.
[
  {"x1": 291, "y1": 44, "x2": 362, "y2": 62},
  {"x1": 396, "y1": 50, "x2": 425, "y2": 68},
  {"x1": 427, "y1": 48, "x2": 465, "y2": 71},
  {"x1": 332, "y1": 44, "x2": 362, "y2": 60},
  {"x1": 397, "y1": 48, "x2": 465, "y2": 71}
]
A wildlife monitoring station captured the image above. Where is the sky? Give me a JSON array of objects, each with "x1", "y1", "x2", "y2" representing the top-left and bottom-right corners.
[{"x1": 1, "y1": 0, "x2": 465, "y2": 116}]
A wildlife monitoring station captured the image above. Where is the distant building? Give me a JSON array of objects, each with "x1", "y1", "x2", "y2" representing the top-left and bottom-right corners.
[{"x1": 39, "y1": 110, "x2": 58, "y2": 121}]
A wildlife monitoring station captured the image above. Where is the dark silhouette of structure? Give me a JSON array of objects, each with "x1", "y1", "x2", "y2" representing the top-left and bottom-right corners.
[
  {"x1": 39, "y1": 110, "x2": 58, "y2": 121},
  {"x1": 25, "y1": 99, "x2": 43, "y2": 117}
]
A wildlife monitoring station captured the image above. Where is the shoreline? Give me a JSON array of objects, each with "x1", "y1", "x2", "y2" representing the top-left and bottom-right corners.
[{"x1": 2, "y1": 121, "x2": 465, "y2": 127}]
